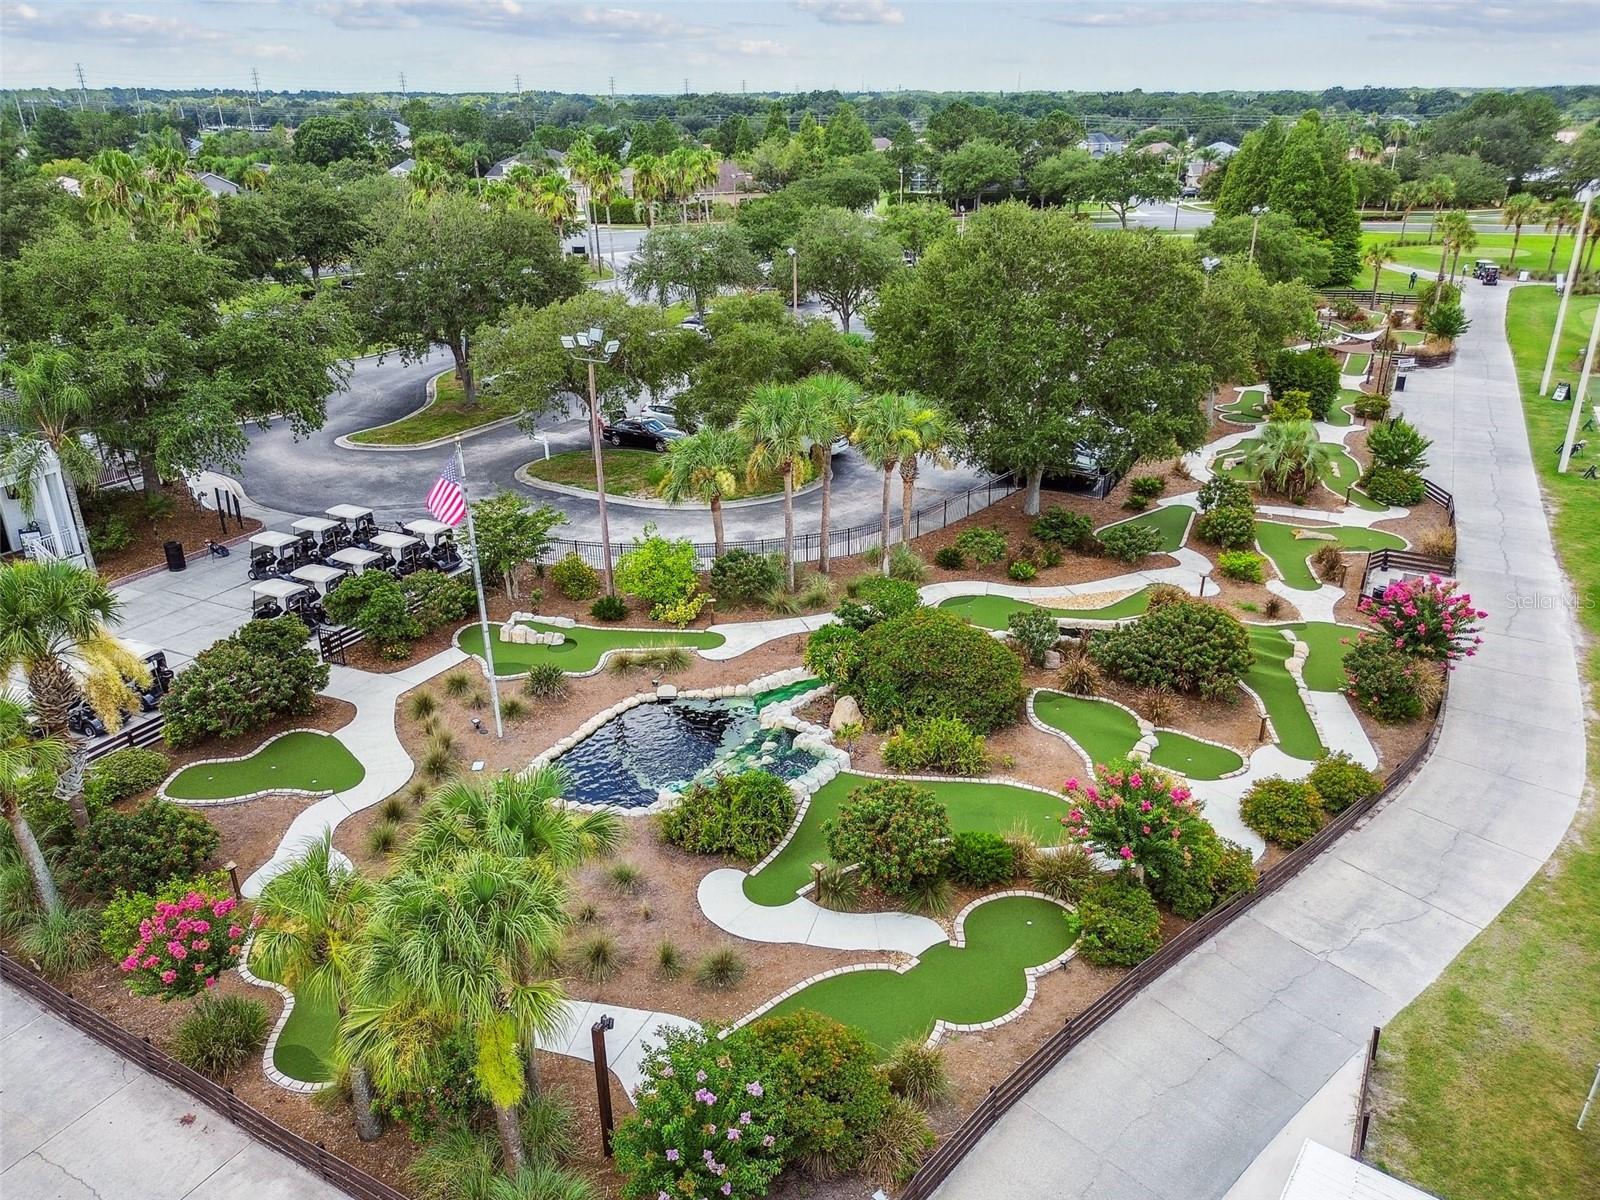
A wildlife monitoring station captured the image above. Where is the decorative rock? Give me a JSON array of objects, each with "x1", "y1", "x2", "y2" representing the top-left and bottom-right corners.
[
  {"x1": 547, "y1": 615, "x2": 576, "y2": 628},
  {"x1": 656, "y1": 683, "x2": 679, "y2": 700},
  {"x1": 828, "y1": 695, "x2": 863, "y2": 732},
  {"x1": 1042, "y1": 650, "x2": 1063, "y2": 670}
]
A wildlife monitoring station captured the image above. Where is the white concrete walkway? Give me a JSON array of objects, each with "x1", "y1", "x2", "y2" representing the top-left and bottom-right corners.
[
  {"x1": 536, "y1": 1000, "x2": 699, "y2": 1098},
  {"x1": 697, "y1": 867, "x2": 947, "y2": 954}
]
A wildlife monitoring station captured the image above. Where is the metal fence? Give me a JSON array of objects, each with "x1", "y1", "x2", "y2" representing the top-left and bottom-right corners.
[
  {"x1": 542, "y1": 474, "x2": 1021, "y2": 570},
  {"x1": 1320, "y1": 288, "x2": 1416, "y2": 307},
  {"x1": 0, "y1": 953, "x2": 409, "y2": 1200},
  {"x1": 1352, "y1": 1025, "x2": 1383, "y2": 1158}
]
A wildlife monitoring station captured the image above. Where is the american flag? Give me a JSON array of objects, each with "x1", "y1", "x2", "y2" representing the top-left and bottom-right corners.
[{"x1": 426, "y1": 456, "x2": 468, "y2": 526}]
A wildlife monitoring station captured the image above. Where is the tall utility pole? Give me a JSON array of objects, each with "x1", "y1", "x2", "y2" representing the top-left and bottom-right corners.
[
  {"x1": 399, "y1": 71, "x2": 408, "y2": 99},
  {"x1": 251, "y1": 68, "x2": 262, "y2": 105},
  {"x1": 74, "y1": 63, "x2": 88, "y2": 110},
  {"x1": 514, "y1": 73, "x2": 522, "y2": 95},
  {"x1": 683, "y1": 78, "x2": 690, "y2": 96},
  {"x1": 608, "y1": 75, "x2": 615, "y2": 98},
  {"x1": 13, "y1": 95, "x2": 27, "y2": 136}
]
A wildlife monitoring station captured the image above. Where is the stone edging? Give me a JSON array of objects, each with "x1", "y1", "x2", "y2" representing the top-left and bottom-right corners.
[
  {"x1": 1025, "y1": 689, "x2": 1252, "y2": 782},
  {"x1": 452, "y1": 617, "x2": 725, "y2": 682},
  {"x1": 157, "y1": 728, "x2": 347, "y2": 808},
  {"x1": 514, "y1": 461, "x2": 822, "y2": 510},
  {"x1": 334, "y1": 369, "x2": 523, "y2": 452},
  {"x1": 719, "y1": 891, "x2": 1078, "y2": 1047},
  {"x1": 235, "y1": 935, "x2": 331, "y2": 1095}
]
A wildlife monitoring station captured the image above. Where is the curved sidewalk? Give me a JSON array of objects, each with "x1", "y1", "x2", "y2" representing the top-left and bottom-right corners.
[{"x1": 934, "y1": 281, "x2": 1586, "y2": 1200}]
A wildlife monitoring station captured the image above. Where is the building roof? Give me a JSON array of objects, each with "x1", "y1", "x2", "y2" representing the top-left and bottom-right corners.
[
  {"x1": 486, "y1": 155, "x2": 522, "y2": 179},
  {"x1": 1206, "y1": 140, "x2": 1240, "y2": 155},
  {"x1": 1280, "y1": 1143, "x2": 1438, "y2": 1200},
  {"x1": 1140, "y1": 141, "x2": 1177, "y2": 156},
  {"x1": 194, "y1": 171, "x2": 240, "y2": 196},
  {"x1": 872, "y1": 136, "x2": 892, "y2": 151},
  {"x1": 1084, "y1": 132, "x2": 1122, "y2": 146},
  {"x1": 388, "y1": 157, "x2": 415, "y2": 176}
]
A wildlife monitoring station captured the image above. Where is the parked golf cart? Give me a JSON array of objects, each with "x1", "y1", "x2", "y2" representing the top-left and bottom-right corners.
[
  {"x1": 246, "y1": 530, "x2": 302, "y2": 579},
  {"x1": 56, "y1": 642, "x2": 174, "y2": 738},
  {"x1": 292, "y1": 515, "x2": 345, "y2": 560},
  {"x1": 370, "y1": 531, "x2": 425, "y2": 576},
  {"x1": 290, "y1": 562, "x2": 349, "y2": 601},
  {"x1": 251, "y1": 578, "x2": 321, "y2": 624},
  {"x1": 327, "y1": 546, "x2": 385, "y2": 577},
  {"x1": 326, "y1": 504, "x2": 379, "y2": 548},
  {"x1": 400, "y1": 518, "x2": 462, "y2": 571}
]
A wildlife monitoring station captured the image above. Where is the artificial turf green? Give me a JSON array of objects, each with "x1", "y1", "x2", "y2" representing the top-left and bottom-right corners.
[
  {"x1": 1279, "y1": 621, "x2": 1364, "y2": 691},
  {"x1": 760, "y1": 896, "x2": 1079, "y2": 1053},
  {"x1": 1221, "y1": 441, "x2": 1381, "y2": 510},
  {"x1": 457, "y1": 620, "x2": 725, "y2": 675},
  {"x1": 1327, "y1": 391, "x2": 1358, "y2": 427},
  {"x1": 163, "y1": 732, "x2": 365, "y2": 801},
  {"x1": 743, "y1": 773, "x2": 1067, "y2": 906},
  {"x1": 1244, "y1": 626, "x2": 1325, "y2": 761},
  {"x1": 1148, "y1": 730, "x2": 1245, "y2": 780},
  {"x1": 1343, "y1": 352, "x2": 1372, "y2": 377},
  {"x1": 273, "y1": 987, "x2": 338, "y2": 1082},
  {"x1": 1218, "y1": 391, "x2": 1269, "y2": 423},
  {"x1": 1096, "y1": 504, "x2": 1194, "y2": 552},
  {"x1": 1031, "y1": 691, "x2": 1141, "y2": 765},
  {"x1": 1254, "y1": 522, "x2": 1406, "y2": 591},
  {"x1": 936, "y1": 587, "x2": 1153, "y2": 631}
]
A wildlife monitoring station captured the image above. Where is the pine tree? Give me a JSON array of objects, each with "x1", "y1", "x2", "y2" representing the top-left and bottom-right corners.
[
  {"x1": 1215, "y1": 118, "x2": 1284, "y2": 219},
  {"x1": 1268, "y1": 114, "x2": 1330, "y2": 231}
]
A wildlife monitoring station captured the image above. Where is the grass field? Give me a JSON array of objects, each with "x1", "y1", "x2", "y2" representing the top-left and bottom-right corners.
[
  {"x1": 760, "y1": 896, "x2": 1079, "y2": 1053},
  {"x1": 1095, "y1": 503, "x2": 1195, "y2": 552},
  {"x1": 1243, "y1": 626, "x2": 1324, "y2": 760},
  {"x1": 1369, "y1": 285, "x2": 1600, "y2": 1200},
  {"x1": 1343, "y1": 352, "x2": 1371, "y2": 378},
  {"x1": 164, "y1": 732, "x2": 365, "y2": 801},
  {"x1": 523, "y1": 448, "x2": 783, "y2": 499},
  {"x1": 1361, "y1": 230, "x2": 1574, "y2": 279},
  {"x1": 936, "y1": 587, "x2": 1154, "y2": 630},
  {"x1": 347, "y1": 371, "x2": 521, "y2": 447},
  {"x1": 742, "y1": 773, "x2": 1067, "y2": 906},
  {"x1": 1254, "y1": 521, "x2": 1405, "y2": 590},
  {"x1": 457, "y1": 620, "x2": 725, "y2": 675}
]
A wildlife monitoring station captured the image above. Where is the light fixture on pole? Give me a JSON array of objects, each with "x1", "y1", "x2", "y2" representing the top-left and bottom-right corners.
[
  {"x1": 561, "y1": 327, "x2": 622, "y2": 597},
  {"x1": 1540, "y1": 183, "x2": 1597, "y2": 397},
  {"x1": 786, "y1": 246, "x2": 798, "y2": 312},
  {"x1": 1248, "y1": 205, "x2": 1268, "y2": 265}
]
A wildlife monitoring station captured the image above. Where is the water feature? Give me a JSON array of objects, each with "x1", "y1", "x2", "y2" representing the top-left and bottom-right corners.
[{"x1": 554, "y1": 692, "x2": 823, "y2": 809}]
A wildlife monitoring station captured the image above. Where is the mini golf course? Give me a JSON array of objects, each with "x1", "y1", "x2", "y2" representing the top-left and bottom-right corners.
[
  {"x1": 1218, "y1": 391, "x2": 1269, "y2": 424},
  {"x1": 742, "y1": 773, "x2": 1068, "y2": 906},
  {"x1": 1095, "y1": 504, "x2": 1194, "y2": 553},
  {"x1": 758, "y1": 895, "x2": 1079, "y2": 1053},
  {"x1": 1343, "y1": 352, "x2": 1371, "y2": 378},
  {"x1": 938, "y1": 587, "x2": 1153, "y2": 631},
  {"x1": 1254, "y1": 522, "x2": 1406, "y2": 591},
  {"x1": 260, "y1": 967, "x2": 337, "y2": 1083},
  {"x1": 457, "y1": 620, "x2": 725, "y2": 674},
  {"x1": 1220, "y1": 440, "x2": 1382, "y2": 511},
  {"x1": 163, "y1": 732, "x2": 365, "y2": 801},
  {"x1": 1279, "y1": 621, "x2": 1363, "y2": 691},
  {"x1": 1326, "y1": 392, "x2": 1356, "y2": 427},
  {"x1": 1244, "y1": 627, "x2": 1325, "y2": 761},
  {"x1": 1148, "y1": 730, "x2": 1244, "y2": 780},
  {"x1": 1031, "y1": 691, "x2": 1243, "y2": 780}
]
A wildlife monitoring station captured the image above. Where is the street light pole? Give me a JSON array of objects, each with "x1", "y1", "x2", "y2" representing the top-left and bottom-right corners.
[
  {"x1": 1248, "y1": 204, "x2": 1267, "y2": 265},
  {"x1": 591, "y1": 1015, "x2": 617, "y2": 1156},
  {"x1": 1540, "y1": 185, "x2": 1596, "y2": 396},
  {"x1": 1556, "y1": 296, "x2": 1600, "y2": 475},
  {"x1": 787, "y1": 245, "x2": 798, "y2": 312},
  {"x1": 561, "y1": 327, "x2": 622, "y2": 597}
]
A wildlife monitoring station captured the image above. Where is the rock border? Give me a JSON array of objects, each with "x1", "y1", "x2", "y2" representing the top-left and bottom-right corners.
[
  {"x1": 452, "y1": 616, "x2": 726, "y2": 682},
  {"x1": 236, "y1": 935, "x2": 332, "y2": 1095},
  {"x1": 157, "y1": 728, "x2": 358, "y2": 808}
]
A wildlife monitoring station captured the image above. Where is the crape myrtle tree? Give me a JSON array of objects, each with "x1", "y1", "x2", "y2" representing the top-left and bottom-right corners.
[
  {"x1": 350, "y1": 193, "x2": 581, "y2": 407},
  {"x1": 873, "y1": 203, "x2": 1245, "y2": 515}
]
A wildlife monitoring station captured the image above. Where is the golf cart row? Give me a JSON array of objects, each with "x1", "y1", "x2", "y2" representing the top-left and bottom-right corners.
[{"x1": 65, "y1": 646, "x2": 175, "y2": 740}]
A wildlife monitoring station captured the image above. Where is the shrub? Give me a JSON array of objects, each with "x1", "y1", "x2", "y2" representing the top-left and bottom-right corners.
[
  {"x1": 500, "y1": 695, "x2": 528, "y2": 721},
  {"x1": 16, "y1": 906, "x2": 100, "y2": 977},
  {"x1": 173, "y1": 995, "x2": 269, "y2": 1076},
  {"x1": 837, "y1": 576, "x2": 921, "y2": 631},
  {"x1": 1352, "y1": 392, "x2": 1391, "y2": 420},
  {"x1": 325, "y1": 570, "x2": 422, "y2": 658},
  {"x1": 651, "y1": 589, "x2": 709, "y2": 627},
  {"x1": 116, "y1": 883, "x2": 251, "y2": 999},
  {"x1": 84, "y1": 748, "x2": 170, "y2": 807},
  {"x1": 616, "y1": 523, "x2": 698, "y2": 608},
  {"x1": 1096, "y1": 522, "x2": 1163, "y2": 563},
  {"x1": 1358, "y1": 574, "x2": 1484, "y2": 663},
  {"x1": 1195, "y1": 504, "x2": 1257, "y2": 550},
  {"x1": 1415, "y1": 527, "x2": 1456, "y2": 560},
  {"x1": 612, "y1": 1026, "x2": 786, "y2": 1200},
  {"x1": 932, "y1": 545, "x2": 966, "y2": 570},
  {"x1": 1266, "y1": 348, "x2": 1340, "y2": 419},
  {"x1": 658, "y1": 770, "x2": 796, "y2": 862},
  {"x1": 1240, "y1": 777, "x2": 1324, "y2": 848},
  {"x1": 813, "y1": 862, "x2": 861, "y2": 910},
  {"x1": 1077, "y1": 876, "x2": 1162, "y2": 967},
  {"x1": 1147, "y1": 820, "x2": 1258, "y2": 919},
  {"x1": 401, "y1": 570, "x2": 473, "y2": 630},
  {"x1": 607, "y1": 862, "x2": 643, "y2": 894},
  {"x1": 1343, "y1": 634, "x2": 1425, "y2": 721},
  {"x1": 1031, "y1": 507, "x2": 1095, "y2": 550},
  {"x1": 1311, "y1": 543, "x2": 1345, "y2": 581},
  {"x1": 1060, "y1": 760, "x2": 1202, "y2": 879},
  {"x1": 100, "y1": 870, "x2": 231, "y2": 959},
  {"x1": 66, "y1": 800, "x2": 219, "y2": 900},
  {"x1": 1217, "y1": 550, "x2": 1265, "y2": 583},
  {"x1": 853, "y1": 608, "x2": 1025, "y2": 733},
  {"x1": 366, "y1": 819, "x2": 399, "y2": 856},
  {"x1": 1425, "y1": 300, "x2": 1471, "y2": 342},
  {"x1": 859, "y1": 1098, "x2": 936, "y2": 1183},
  {"x1": 905, "y1": 873, "x2": 956, "y2": 916},
  {"x1": 888, "y1": 544, "x2": 928, "y2": 582},
  {"x1": 574, "y1": 933, "x2": 622, "y2": 982},
  {"x1": 161, "y1": 617, "x2": 328, "y2": 748},
  {"x1": 606, "y1": 645, "x2": 692, "y2": 673},
  {"x1": 953, "y1": 527, "x2": 1007, "y2": 565},
  {"x1": 1130, "y1": 475, "x2": 1167, "y2": 501},
  {"x1": 1007, "y1": 607, "x2": 1060, "y2": 666},
  {"x1": 880, "y1": 717, "x2": 990, "y2": 777},
  {"x1": 1029, "y1": 846, "x2": 1101, "y2": 903},
  {"x1": 825, "y1": 780, "x2": 950, "y2": 895},
  {"x1": 406, "y1": 690, "x2": 438, "y2": 721},
  {"x1": 1361, "y1": 466, "x2": 1425, "y2": 506},
  {"x1": 740, "y1": 1009, "x2": 892, "y2": 1174},
  {"x1": 589, "y1": 594, "x2": 627, "y2": 621},
  {"x1": 885, "y1": 1038, "x2": 952, "y2": 1107},
  {"x1": 1007, "y1": 558, "x2": 1038, "y2": 581},
  {"x1": 550, "y1": 553, "x2": 600, "y2": 600},
  {"x1": 946, "y1": 831, "x2": 1016, "y2": 887},
  {"x1": 1264, "y1": 596, "x2": 1284, "y2": 619},
  {"x1": 1197, "y1": 476, "x2": 1253, "y2": 514},
  {"x1": 655, "y1": 939, "x2": 683, "y2": 978},
  {"x1": 522, "y1": 662, "x2": 569, "y2": 698},
  {"x1": 1267, "y1": 391, "x2": 1314, "y2": 423},
  {"x1": 1366, "y1": 418, "x2": 1431, "y2": 472},
  {"x1": 709, "y1": 549, "x2": 784, "y2": 606},
  {"x1": 803, "y1": 623, "x2": 862, "y2": 686},
  {"x1": 1307, "y1": 753, "x2": 1382, "y2": 814},
  {"x1": 88, "y1": 513, "x2": 133, "y2": 555},
  {"x1": 694, "y1": 945, "x2": 748, "y2": 990},
  {"x1": 1055, "y1": 642, "x2": 1102, "y2": 696},
  {"x1": 1089, "y1": 598, "x2": 1254, "y2": 700}
]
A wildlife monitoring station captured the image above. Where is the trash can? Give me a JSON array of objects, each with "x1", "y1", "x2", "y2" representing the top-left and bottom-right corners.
[
  {"x1": 164, "y1": 539, "x2": 187, "y2": 572},
  {"x1": 1394, "y1": 375, "x2": 1406, "y2": 392}
]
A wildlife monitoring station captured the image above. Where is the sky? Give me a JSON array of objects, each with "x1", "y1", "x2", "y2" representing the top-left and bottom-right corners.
[{"x1": 1, "y1": 0, "x2": 1597, "y2": 97}]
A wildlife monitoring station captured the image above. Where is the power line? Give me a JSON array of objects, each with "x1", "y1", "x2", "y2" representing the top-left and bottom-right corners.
[
  {"x1": 74, "y1": 63, "x2": 88, "y2": 110},
  {"x1": 252, "y1": 67, "x2": 262, "y2": 105}
]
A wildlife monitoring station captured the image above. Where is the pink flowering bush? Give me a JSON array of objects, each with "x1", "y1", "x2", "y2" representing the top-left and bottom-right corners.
[
  {"x1": 1060, "y1": 759, "x2": 1200, "y2": 882},
  {"x1": 117, "y1": 884, "x2": 255, "y2": 1001},
  {"x1": 1358, "y1": 574, "x2": 1484, "y2": 665},
  {"x1": 612, "y1": 1026, "x2": 787, "y2": 1199}
]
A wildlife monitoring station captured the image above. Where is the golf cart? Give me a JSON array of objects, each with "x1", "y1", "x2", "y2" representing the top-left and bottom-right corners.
[
  {"x1": 55, "y1": 642, "x2": 175, "y2": 738},
  {"x1": 246, "y1": 530, "x2": 302, "y2": 579},
  {"x1": 1480, "y1": 264, "x2": 1499, "y2": 286},
  {"x1": 370, "y1": 530, "x2": 425, "y2": 576},
  {"x1": 400, "y1": 518, "x2": 462, "y2": 571},
  {"x1": 326, "y1": 504, "x2": 379, "y2": 548},
  {"x1": 327, "y1": 546, "x2": 385, "y2": 577},
  {"x1": 1472, "y1": 259, "x2": 1497, "y2": 281},
  {"x1": 290, "y1": 562, "x2": 349, "y2": 601},
  {"x1": 292, "y1": 515, "x2": 345, "y2": 560},
  {"x1": 251, "y1": 578, "x2": 320, "y2": 624}
]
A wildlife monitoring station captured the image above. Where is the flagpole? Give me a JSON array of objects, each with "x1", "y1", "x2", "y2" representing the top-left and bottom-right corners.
[{"x1": 456, "y1": 436, "x2": 504, "y2": 739}]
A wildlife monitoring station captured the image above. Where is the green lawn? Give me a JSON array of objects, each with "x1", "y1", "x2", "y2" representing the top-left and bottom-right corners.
[
  {"x1": 164, "y1": 732, "x2": 364, "y2": 801},
  {"x1": 1392, "y1": 329, "x2": 1426, "y2": 347},
  {"x1": 523, "y1": 448, "x2": 783, "y2": 499},
  {"x1": 1032, "y1": 691, "x2": 1140, "y2": 764},
  {"x1": 760, "y1": 895, "x2": 1079, "y2": 1053},
  {"x1": 936, "y1": 587, "x2": 1154, "y2": 631},
  {"x1": 457, "y1": 620, "x2": 725, "y2": 675},
  {"x1": 1096, "y1": 504, "x2": 1194, "y2": 552},
  {"x1": 1148, "y1": 730, "x2": 1245, "y2": 781},
  {"x1": 347, "y1": 371, "x2": 520, "y2": 447},
  {"x1": 743, "y1": 773, "x2": 1067, "y2": 906},
  {"x1": 1343, "y1": 352, "x2": 1371, "y2": 378},
  {"x1": 1218, "y1": 391, "x2": 1269, "y2": 424},
  {"x1": 1278, "y1": 621, "x2": 1364, "y2": 691},
  {"x1": 1221, "y1": 442, "x2": 1381, "y2": 510},
  {"x1": 1361, "y1": 230, "x2": 1570, "y2": 278},
  {"x1": 1254, "y1": 521, "x2": 1405, "y2": 590},
  {"x1": 1369, "y1": 285, "x2": 1600, "y2": 1200},
  {"x1": 1244, "y1": 626, "x2": 1325, "y2": 761}
]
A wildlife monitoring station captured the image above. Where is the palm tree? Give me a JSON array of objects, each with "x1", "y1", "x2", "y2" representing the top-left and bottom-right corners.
[
  {"x1": 1385, "y1": 121, "x2": 1409, "y2": 169},
  {"x1": 1363, "y1": 243, "x2": 1390, "y2": 306},
  {"x1": 529, "y1": 172, "x2": 578, "y2": 240},
  {"x1": 0, "y1": 349, "x2": 101, "y2": 570},
  {"x1": 401, "y1": 766, "x2": 621, "y2": 873},
  {"x1": 1435, "y1": 209, "x2": 1474, "y2": 280},
  {"x1": 565, "y1": 136, "x2": 602, "y2": 265},
  {"x1": 143, "y1": 145, "x2": 189, "y2": 187},
  {"x1": 500, "y1": 162, "x2": 540, "y2": 212},
  {"x1": 1239, "y1": 421, "x2": 1336, "y2": 501},
  {"x1": 1393, "y1": 180, "x2": 1426, "y2": 241},
  {"x1": 0, "y1": 560, "x2": 148, "y2": 830},
  {"x1": 0, "y1": 693, "x2": 66, "y2": 914},
  {"x1": 81, "y1": 149, "x2": 146, "y2": 229},
  {"x1": 1424, "y1": 175, "x2": 1456, "y2": 244},
  {"x1": 1501, "y1": 192, "x2": 1540, "y2": 270},
  {"x1": 665, "y1": 146, "x2": 700, "y2": 223},
  {"x1": 630, "y1": 153, "x2": 666, "y2": 228},
  {"x1": 590, "y1": 155, "x2": 623, "y2": 275},
  {"x1": 158, "y1": 175, "x2": 220, "y2": 243},
  {"x1": 896, "y1": 404, "x2": 960, "y2": 547},
  {"x1": 797, "y1": 373, "x2": 864, "y2": 575},
  {"x1": 850, "y1": 392, "x2": 923, "y2": 574},
  {"x1": 737, "y1": 384, "x2": 817, "y2": 590},
  {"x1": 252, "y1": 834, "x2": 383, "y2": 1140},
  {"x1": 1448, "y1": 220, "x2": 1478, "y2": 283},
  {"x1": 408, "y1": 158, "x2": 450, "y2": 207},
  {"x1": 657, "y1": 426, "x2": 749, "y2": 557},
  {"x1": 346, "y1": 852, "x2": 569, "y2": 1177},
  {"x1": 1542, "y1": 197, "x2": 1583, "y2": 274},
  {"x1": 691, "y1": 146, "x2": 720, "y2": 221}
]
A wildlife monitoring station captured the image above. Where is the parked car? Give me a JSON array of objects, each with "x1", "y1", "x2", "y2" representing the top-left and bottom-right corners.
[
  {"x1": 601, "y1": 417, "x2": 684, "y2": 452},
  {"x1": 640, "y1": 401, "x2": 683, "y2": 427},
  {"x1": 1179, "y1": 185, "x2": 1201, "y2": 198}
]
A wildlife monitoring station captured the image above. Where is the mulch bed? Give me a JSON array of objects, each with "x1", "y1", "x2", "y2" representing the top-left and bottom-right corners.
[{"x1": 89, "y1": 484, "x2": 261, "y2": 583}]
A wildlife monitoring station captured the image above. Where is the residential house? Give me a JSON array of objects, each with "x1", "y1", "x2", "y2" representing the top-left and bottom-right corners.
[
  {"x1": 871, "y1": 136, "x2": 893, "y2": 152},
  {"x1": 0, "y1": 443, "x2": 91, "y2": 567},
  {"x1": 387, "y1": 157, "x2": 415, "y2": 177},
  {"x1": 392, "y1": 120, "x2": 412, "y2": 150},
  {"x1": 194, "y1": 171, "x2": 240, "y2": 197},
  {"x1": 1081, "y1": 132, "x2": 1126, "y2": 158},
  {"x1": 1139, "y1": 141, "x2": 1177, "y2": 157}
]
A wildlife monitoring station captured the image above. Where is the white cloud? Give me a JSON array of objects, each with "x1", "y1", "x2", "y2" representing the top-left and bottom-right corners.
[
  {"x1": 737, "y1": 38, "x2": 789, "y2": 56},
  {"x1": 794, "y1": 0, "x2": 905, "y2": 26},
  {"x1": 1039, "y1": 0, "x2": 1600, "y2": 36},
  {"x1": 299, "y1": 0, "x2": 710, "y2": 41},
  {"x1": 1, "y1": 2, "x2": 228, "y2": 45}
]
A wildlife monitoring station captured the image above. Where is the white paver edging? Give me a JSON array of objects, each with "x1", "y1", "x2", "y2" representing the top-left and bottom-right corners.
[
  {"x1": 236, "y1": 935, "x2": 332, "y2": 1095},
  {"x1": 157, "y1": 728, "x2": 350, "y2": 807},
  {"x1": 452, "y1": 618, "x2": 726, "y2": 681}
]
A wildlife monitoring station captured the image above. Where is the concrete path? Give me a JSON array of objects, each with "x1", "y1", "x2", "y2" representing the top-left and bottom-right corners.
[
  {"x1": 933, "y1": 280, "x2": 1586, "y2": 1200},
  {"x1": 0, "y1": 980, "x2": 339, "y2": 1199},
  {"x1": 536, "y1": 999, "x2": 699, "y2": 1099},
  {"x1": 697, "y1": 867, "x2": 948, "y2": 954}
]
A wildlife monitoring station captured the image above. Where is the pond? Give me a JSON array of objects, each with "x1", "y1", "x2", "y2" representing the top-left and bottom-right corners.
[{"x1": 554, "y1": 692, "x2": 822, "y2": 809}]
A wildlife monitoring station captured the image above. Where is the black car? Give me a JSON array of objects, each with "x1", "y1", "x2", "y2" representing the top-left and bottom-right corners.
[{"x1": 601, "y1": 417, "x2": 684, "y2": 452}]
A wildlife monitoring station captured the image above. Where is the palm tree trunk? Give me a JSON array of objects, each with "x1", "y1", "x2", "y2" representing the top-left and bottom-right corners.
[
  {"x1": 1372, "y1": 265, "x2": 1381, "y2": 306},
  {"x1": 900, "y1": 460, "x2": 917, "y2": 545},
  {"x1": 817, "y1": 447, "x2": 833, "y2": 575},
  {"x1": 1508, "y1": 228, "x2": 1520, "y2": 269},
  {"x1": 1398, "y1": 212, "x2": 1408, "y2": 240},
  {"x1": 782, "y1": 467, "x2": 795, "y2": 591},
  {"x1": 1437, "y1": 241, "x2": 1449, "y2": 281},
  {"x1": 29, "y1": 661, "x2": 89, "y2": 830},
  {"x1": 523, "y1": 1046, "x2": 542, "y2": 1099},
  {"x1": 493, "y1": 1102, "x2": 527, "y2": 1177},
  {"x1": 350, "y1": 1062, "x2": 382, "y2": 1141},
  {"x1": 1547, "y1": 234, "x2": 1561, "y2": 274},
  {"x1": 7, "y1": 807, "x2": 62, "y2": 914},
  {"x1": 879, "y1": 467, "x2": 893, "y2": 575},
  {"x1": 710, "y1": 495, "x2": 725, "y2": 558}
]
